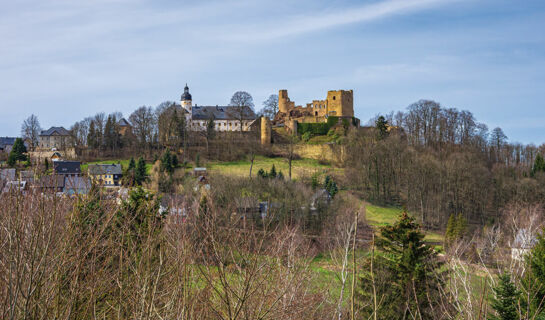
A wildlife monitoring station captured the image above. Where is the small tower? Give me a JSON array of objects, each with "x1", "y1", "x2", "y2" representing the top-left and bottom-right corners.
[
  {"x1": 261, "y1": 116, "x2": 271, "y2": 146},
  {"x1": 181, "y1": 83, "x2": 192, "y2": 112}
]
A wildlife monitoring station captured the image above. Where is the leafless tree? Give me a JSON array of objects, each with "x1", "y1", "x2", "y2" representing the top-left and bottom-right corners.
[
  {"x1": 229, "y1": 91, "x2": 255, "y2": 133},
  {"x1": 21, "y1": 114, "x2": 42, "y2": 150},
  {"x1": 130, "y1": 106, "x2": 157, "y2": 150},
  {"x1": 259, "y1": 94, "x2": 279, "y2": 120}
]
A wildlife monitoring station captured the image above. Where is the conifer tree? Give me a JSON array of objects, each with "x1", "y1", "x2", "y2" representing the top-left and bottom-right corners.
[
  {"x1": 269, "y1": 164, "x2": 277, "y2": 178},
  {"x1": 454, "y1": 214, "x2": 468, "y2": 239},
  {"x1": 445, "y1": 214, "x2": 456, "y2": 242},
  {"x1": 531, "y1": 154, "x2": 545, "y2": 177},
  {"x1": 525, "y1": 232, "x2": 545, "y2": 316},
  {"x1": 489, "y1": 273, "x2": 519, "y2": 320},
  {"x1": 135, "y1": 157, "x2": 147, "y2": 186},
  {"x1": 375, "y1": 115, "x2": 389, "y2": 140},
  {"x1": 358, "y1": 212, "x2": 445, "y2": 319}
]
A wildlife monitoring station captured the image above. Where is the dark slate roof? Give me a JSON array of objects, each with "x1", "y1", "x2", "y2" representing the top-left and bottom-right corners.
[
  {"x1": 181, "y1": 84, "x2": 192, "y2": 101},
  {"x1": 118, "y1": 118, "x2": 130, "y2": 127},
  {"x1": 192, "y1": 105, "x2": 256, "y2": 121},
  {"x1": 0, "y1": 137, "x2": 17, "y2": 146},
  {"x1": 88, "y1": 164, "x2": 122, "y2": 175},
  {"x1": 40, "y1": 126, "x2": 70, "y2": 136},
  {"x1": 53, "y1": 161, "x2": 81, "y2": 175}
]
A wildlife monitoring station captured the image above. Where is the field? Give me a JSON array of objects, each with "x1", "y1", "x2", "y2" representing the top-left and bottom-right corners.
[
  {"x1": 81, "y1": 159, "x2": 153, "y2": 173},
  {"x1": 365, "y1": 204, "x2": 444, "y2": 244},
  {"x1": 206, "y1": 155, "x2": 337, "y2": 179}
]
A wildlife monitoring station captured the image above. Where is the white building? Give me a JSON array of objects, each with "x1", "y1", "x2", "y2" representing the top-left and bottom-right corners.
[{"x1": 179, "y1": 84, "x2": 257, "y2": 132}]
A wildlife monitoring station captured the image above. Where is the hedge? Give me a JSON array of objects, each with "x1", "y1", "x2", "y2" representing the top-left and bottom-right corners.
[{"x1": 297, "y1": 116, "x2": 340, "y2": 136}]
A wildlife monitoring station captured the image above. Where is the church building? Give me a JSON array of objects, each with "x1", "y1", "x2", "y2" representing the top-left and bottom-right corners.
[{"x1": 179, "y1": 84, "x2": 257, "y2": 132}]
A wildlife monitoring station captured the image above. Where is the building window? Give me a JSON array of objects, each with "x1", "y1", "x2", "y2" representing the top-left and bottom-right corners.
[{"x1": 332, "y1": 96, "x2": 336, "y2": 100}]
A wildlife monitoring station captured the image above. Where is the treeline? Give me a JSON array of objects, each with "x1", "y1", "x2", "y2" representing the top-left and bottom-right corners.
[{"x1": 346, "y1": 99, "x2": 545, "y2": 228}]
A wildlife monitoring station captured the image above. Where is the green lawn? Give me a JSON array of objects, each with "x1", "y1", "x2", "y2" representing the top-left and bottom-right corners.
[
  {"x1": 365, "y1": 204, "x2": 444, "y2": 243},
  {"x1": 82, "y1": 159, "x2": 153, "y2": 174},
  {"x1": 207, "y1": 155, "x2": 333, "y2": 179}
]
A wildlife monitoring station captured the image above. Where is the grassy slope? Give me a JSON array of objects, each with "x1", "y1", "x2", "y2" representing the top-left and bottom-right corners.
[
  {"x1": 207, "y1": 155, "x2": 336, "y2": 179},
  {"x1": 81, "y1": 159, "x2": 153, "y2": 174},
  {"x1": 366, "y1": 204, "x2": 444, "y2": 243}
]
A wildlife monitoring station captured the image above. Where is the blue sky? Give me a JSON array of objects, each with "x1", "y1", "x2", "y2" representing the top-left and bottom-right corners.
[{"x1": 1, "y1": 0, "x2": 544, "y2": 144}]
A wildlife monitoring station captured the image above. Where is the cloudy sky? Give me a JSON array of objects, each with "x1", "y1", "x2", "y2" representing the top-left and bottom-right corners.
[{"x1": 1, "y1": 0, "x2": 544, "y2": 144}]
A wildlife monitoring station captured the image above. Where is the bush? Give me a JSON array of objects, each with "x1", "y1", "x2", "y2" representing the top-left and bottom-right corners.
[{"x1": 302, "y1": 132, "x2": 312, "y2": 142}]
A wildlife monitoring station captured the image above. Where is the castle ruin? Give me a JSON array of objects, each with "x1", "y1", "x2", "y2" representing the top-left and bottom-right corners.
[{"x1": 274, "y1": 89, "x2": 355, "y2": 132}]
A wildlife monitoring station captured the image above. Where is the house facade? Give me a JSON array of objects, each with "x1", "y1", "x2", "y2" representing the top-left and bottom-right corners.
[
  {"x1": 39, "y1": 127, "x2": 72, "y2": 150},
  {"x1": 88, "y1": 164, "x2": 122, "y2": 186},
  {"x1": 179, "y1": 84, "x2": 257, "y2": 132}
]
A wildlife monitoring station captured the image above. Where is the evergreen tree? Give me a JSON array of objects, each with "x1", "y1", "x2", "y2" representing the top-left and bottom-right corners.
[
  {"x1": 531, "y1": 154, "x2": 545, "y2": 177},
  {"x1": 269, "y1": 164, "x2": 277, "y2": 178},
  {"x1": 44, "y1": 158, "x2": 49, "y2": 171},
  {"x1": 87, "y1": 121, "x2": 98, "y2": 149},
  {"x1": 445, "y1": 214, "x2": 456, "y2": 242},
  {"x1": 128, "y1": 157, "x2": 136, "y2": 171},
  {"x1": 489, "y1": 273, "x2": 519, "y2": 320},
  {"x1": 7, "y1": 153, "x2": 16, "y2": 167},
  {"x1": 277, "y1": 171, "x2": 284, "y2": 180},
  {"x1": 161, "y1": 150, "x2": 175, "y2": 174},
  {"x1": 324, "y1": 175, "x2": 339, "y2": 198},
  {"x1": 11, "y1": 138, "x2": 27, "y2": 160},
  {"x1": 257, "y1": 168, "x2": 267, "y2": 178},
  {"x1": 358, "y1": 212, "x2": 445, "y2": 319},
  {"x1": 454, "y1": 214, "x2": 468, "y2": 239},
  {"x1": 525, "y1": 232, "x2": 545, "y2": 316},
  {"x1": 134, "y1": 157, "x2": 148, "y2": 186},
  {"x1": 375, "y1": 115, "x2": 389, "y2": 139}
]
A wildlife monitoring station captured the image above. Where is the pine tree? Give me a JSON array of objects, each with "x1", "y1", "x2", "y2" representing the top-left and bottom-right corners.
[
  {"x1": 10, "y1": 138, "x2": 27, "y2": 162},
  {"x1": 269, "y1": 164, "x2": 277, "y2": 178},
  {"x1": 257, "y1": 168, "x2": 267, "y2": 178},
  {"x1": 88, "y1": 121, "x2": 98, "y2": 149},
  {"x1": 489, "y1": 273, "x2": 519, "y2": 320},
  {"x1": 135, "y1": 157, "x2": 147, "y2": 186},
  {"x1": 454, "y1": 214, "x2": 468, "y2": 239},
  {"x1": 44, "y1": 158, "x2": 49, "y2": 171},
  {"x1": 375, "y1": 115, "x2": 389, "y2": 140},
  {"x1": 445, "y1": 214, "x2": 456, "y2": 242},
  {"x1": 358, "y1": 212, "x2": 445, "y2": 319},
  {"x1": 525, "y1": 232, "x2": 545, "y2": 316},
  {"x1": 531, "y1": 154, "x2": 545, "y2": 177},
  {"x1": 277, "y1": 171, "x2": 284, "y2": 180}
]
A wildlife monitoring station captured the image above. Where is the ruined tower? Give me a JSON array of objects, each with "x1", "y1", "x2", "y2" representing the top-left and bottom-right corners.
[{"x1": 260, "y1": 116, "x2": 271, "y2": 145}]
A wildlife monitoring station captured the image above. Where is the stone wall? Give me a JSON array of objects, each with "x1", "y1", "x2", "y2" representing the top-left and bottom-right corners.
[
  {"x1": 272, "y1": 143, "x2": 346, "y2": 165},
  {"x1": 29, "y1": 148, "x2": 77, "y2": 161}
]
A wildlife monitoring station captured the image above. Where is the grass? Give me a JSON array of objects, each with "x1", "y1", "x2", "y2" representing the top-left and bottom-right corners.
[
  {"x1": 206, "y1": 155, "x2": 332, "y2": 179},
  {"x1": 82, "y1": 159, "x2": 153, "y2": 174},
  {"x1": 365, "y1": 204, "x2": 444, "y2": 244}
]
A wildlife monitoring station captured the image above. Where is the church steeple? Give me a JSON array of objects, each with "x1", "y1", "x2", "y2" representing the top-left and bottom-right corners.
[{"x1": 181, "y1": 83, "x2": 192, "y2": 112}]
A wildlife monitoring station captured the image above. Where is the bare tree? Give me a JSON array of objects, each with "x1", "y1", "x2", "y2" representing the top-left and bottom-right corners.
[
  {"x1": 21, "y1": 114, "x2": 41, "y2": 150},
  {"x1": 259, "y1": 94, "x2": 279, "y2": 120},
  {"x1": 229, "y1": 91, "x2": 255, "y2": 133},
  {"x1": 129, "y1": 106, "x2": 157, "y2": 149}
]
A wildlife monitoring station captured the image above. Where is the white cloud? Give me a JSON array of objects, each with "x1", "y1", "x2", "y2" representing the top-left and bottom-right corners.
[{"x1": 221, "y1": 0, "x2": 462, "y2": 42}]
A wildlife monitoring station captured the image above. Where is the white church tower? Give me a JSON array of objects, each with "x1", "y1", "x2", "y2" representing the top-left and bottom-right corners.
[{"x1": 181, "y1": 83, "x2": 192, "y2": 112}]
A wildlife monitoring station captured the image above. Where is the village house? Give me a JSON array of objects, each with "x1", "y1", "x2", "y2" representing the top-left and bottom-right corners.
[
  {"x1": 53, "y1": 160, "x2": 81, "y2": 177},
  {"x1": 39, "y1": 127, "x2": 71, "y2": 150},
  {"x1": 88, "y1": 163, "x2": 122, "y2": 186},
  {"x1": 118, "y1": 118, "x2": 132, "y2": 135},
  {"x1": 179, "y1": 84, "x2": 257, "y2": 132},
  {"x1": 0, "y1": 137, "x2": 17, "y2": 154}
]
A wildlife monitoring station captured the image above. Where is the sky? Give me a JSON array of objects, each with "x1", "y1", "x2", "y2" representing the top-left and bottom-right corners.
[{"x1": 1, "y1": 0, "x2": 544, "y2": 144}]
